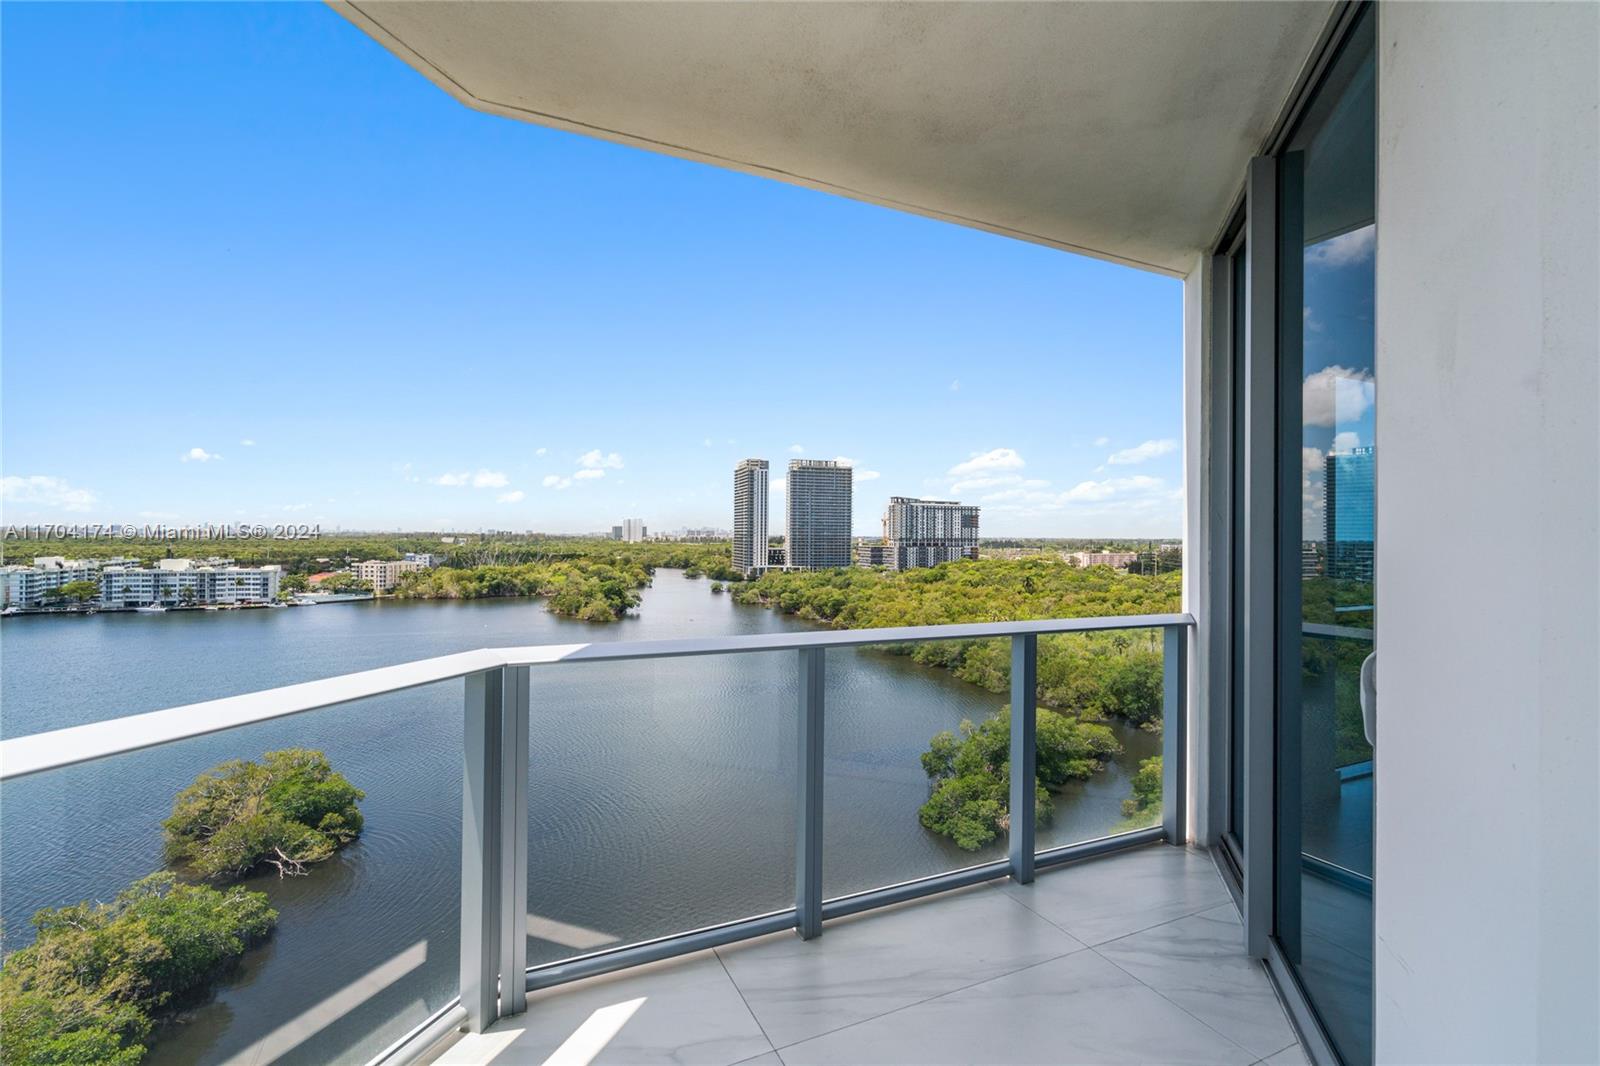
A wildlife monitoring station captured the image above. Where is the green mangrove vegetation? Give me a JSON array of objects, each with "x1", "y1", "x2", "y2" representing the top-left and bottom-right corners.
[
  {"x1": 164, "y1": 749, "x2": 365, "y2": 880},
  {"x1": 1, "y1": 750, "x2": 361, "y2": 1064},
  {"x1": 919, "y1": 706, "x2": 1121, "y2": 850},
  {"x1": 387, "y1": 540, "x2": 744, "y2": 620},
  {"x1": 391, "y1": 558, "x2": 650, "y2": 621},
  {"x1": 0, "y1": 875, "x2": 277, "y2": 1066},
  {"x1": 733, "y1": 558, "x2": 1181, "y2": 849}
]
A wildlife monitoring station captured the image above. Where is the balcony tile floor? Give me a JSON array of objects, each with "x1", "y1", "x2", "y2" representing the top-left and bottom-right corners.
[{"x1": 433, "y1": 844, "x2": 1304, "y2": 1066}]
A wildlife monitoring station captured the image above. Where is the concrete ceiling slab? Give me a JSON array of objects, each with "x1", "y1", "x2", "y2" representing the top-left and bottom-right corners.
[{"x1": 332, "y1": 1, "x2": 1333, "y2": 276}]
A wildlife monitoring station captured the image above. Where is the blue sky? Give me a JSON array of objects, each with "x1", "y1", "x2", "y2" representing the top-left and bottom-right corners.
[{"x1": 1, "y1": 3, "x2": 1183, "y2": 538}]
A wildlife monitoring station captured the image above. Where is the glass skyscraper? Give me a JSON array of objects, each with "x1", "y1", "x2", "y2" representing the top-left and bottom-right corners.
[{"x1": 1324, "y1": 446, "x2": 1374, "y2": 581}]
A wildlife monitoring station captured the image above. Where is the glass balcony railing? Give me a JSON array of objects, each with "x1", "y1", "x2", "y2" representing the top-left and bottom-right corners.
[
  {"x1": 0, "y1": 614, "x2": 1190, "y2": 1065},
  {"x1": 0, "y1": 684, "x2": 465, "y2": 1066}
]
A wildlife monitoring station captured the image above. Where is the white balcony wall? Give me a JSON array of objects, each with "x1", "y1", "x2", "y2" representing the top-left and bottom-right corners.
[{"x1": 1374, "y1": 4, "x2": 1599, "y2": 1062}]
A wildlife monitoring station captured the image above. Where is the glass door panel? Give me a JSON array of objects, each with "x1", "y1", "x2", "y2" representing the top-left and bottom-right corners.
[
  {"x1": 1226, "y1": 245, "x2": 1247, "y2": 859},
  {"x1": 1274, "y1": 7, "x2": 1376, "y2": 1063}
]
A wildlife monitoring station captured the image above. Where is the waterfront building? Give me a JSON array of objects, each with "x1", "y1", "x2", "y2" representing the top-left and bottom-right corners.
[
  {"x1": 1325, "y1": 447, "x2": 1375, "y2": 582},
  {"x1": 767, "y1": 545, "x2": 786, "y2": 569},
  {"x1": 352, "y1": 558, "x2": 430, "y2": 592},
  {"x1": 101, "y1": 559, "x2": 284, "y2": 606},
  {"x1": 785, "y1": 459, "x2": 853, "y2": 570},
  {"x1": 732, "y1": 458, "x2": 769, "y2": 577},
  {"x1": 1, "y1": 556, "x2": 285, "y2": 608},
  {"x1": 859, "y1": 497, "x2": 980, "y2": 570},
  {"x1": 1, "y1": 557, "x2": 99, "y2": 608}
]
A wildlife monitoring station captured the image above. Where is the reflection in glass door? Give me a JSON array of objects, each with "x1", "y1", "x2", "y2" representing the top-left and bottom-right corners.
[
  {"x1": 1225, "y1": 243, "x2": 1247, "y2": 863},
  {"x1": 1274, "y1": 7, "x2": 1376, "y2": 1063}
]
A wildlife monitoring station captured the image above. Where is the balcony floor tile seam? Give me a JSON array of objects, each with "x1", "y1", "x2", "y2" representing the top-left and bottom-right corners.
[
  {"x1": 1246, "y1": 1041, "x2": 1304, "y2": 1066},
  {"x1": 724, "y1": 943, "x2": 1089, "y2": 1057},
  {"x1": 716, "y1": 942, "x2": 782, "y2": 1061},
  {"x1": 1085, "y1": 941, "x2": 1261, "y2": 1062},
  {"x1": 728, "y1": 1051, "x2": 785, "y2": 1066},
  {"x1": 1004, "y1": 873, "x2": 1224, "y2": 951}
]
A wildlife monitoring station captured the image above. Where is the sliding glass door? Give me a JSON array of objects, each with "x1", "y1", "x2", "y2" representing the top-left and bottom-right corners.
[
  {"x1": 1221, "y1": 7, "x2": 1376, "y2": 1063},
  {"x1": 1273, "y1": 8, "x2": 1376, "y2": 1064}
]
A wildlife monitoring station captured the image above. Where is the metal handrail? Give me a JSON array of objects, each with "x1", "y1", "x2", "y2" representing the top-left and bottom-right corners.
[
  {"x1": 1303, "y1": 621, "x2": 1373, "y2": 641},
  {"x1": 0, "y1": 612, "x2": 1190, "y2": 780}
]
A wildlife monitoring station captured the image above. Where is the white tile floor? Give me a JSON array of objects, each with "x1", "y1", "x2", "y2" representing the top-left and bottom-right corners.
[{"x1": 432, "y1": 844, "x2": 1305, "y2": 1066}]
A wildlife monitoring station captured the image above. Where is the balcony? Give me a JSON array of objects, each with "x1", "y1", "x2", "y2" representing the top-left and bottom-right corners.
[
  {"x1": 437, "y1": 843, "x2": 1302, "y2": 1066},
  {"x1": 0, "y1": 612, "x2": 1315, "y2": 1066}
]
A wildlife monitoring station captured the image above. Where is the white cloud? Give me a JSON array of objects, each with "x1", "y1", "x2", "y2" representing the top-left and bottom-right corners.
[
  {"x1": 1303, "y1": 366, "x2": 1375, "y2": 428},
  {"x1": 542, "y1": 475, "x2": 572, "y2": 490},
  {"x1": 535, "y1": 447, "x2": 548, "y2": 457},
  {"x1": 434, "y1": 469, "x2": 509, "y2": 488},
  {"x1": 1093, "y1": 437, "x2": 1111, "y2": 448},
  {"x1": 834, "y1": 458, "x2": 884, "y2": 482},
  {"x1": 282, "y1": 503, "x2": 311, "y2": 512},
  {"x1": 181, "y1": 447, "x2": 220, "y2": 463},
  {"x1": 788, "y1": 444, "x2": 805, "y2": 454},
  {"x1": 574, "y1": 468, "x2": 606, "y2": 481},
  {"x1": 949, "y1": 380, "x2": 961, "y2": 392},
  {"x1": 1307, "y1": 224, "x2": 1375, "y2": 269},
  {"x1": 1, "y1": 475, "x2": 98, "y2": 513},
  {"x1": 1302, "y1": 447, "x2": 1326, "y2": 535},
  {"x1": 1332, "y1": 431, "x2": 1362, "y2": 453},
  {"x1": 239, "y1": 438, "x2": 256, "y2": 447},
  {"x1": 497, "y1": 490, "x2": 526, "y2": 504},
  {"x1": 703, "y1": 438, "x2": 713, "y2": 447},
  {"x1": 951, "y1": 474, "x2": 1049, "y2": 495},
  {"x1": 1063, "y1": 475, "x2": 1164, "y2": 502},
  {"x1": 948, "y1": 448, "x2": 1025, "y2": 477},
  {"x1": 1106, "y1": 439, "x2": 1176, "y2": 466},
  {"x1": 973, "y1": 476, "x2": 1175, "y2": 520},
  {"x1": 577, "y1": 450, "x2": 624, "y2": 470}
]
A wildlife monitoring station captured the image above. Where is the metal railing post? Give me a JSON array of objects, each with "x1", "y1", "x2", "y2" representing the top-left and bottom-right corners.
[
  {"x1": 461, "y1": 669, "x2": 503, "y2": 1032},
  {"x1": 497, "y1": 665, "x2": 529, "y2": 1017},
  {"x1": 1162, "y1": 624, "x2": 1189, "y2": 845},
  {"x1": 795, "y1": 646, "x2": 825, "y2": 940},
  {"x1": 1008, "y1": 634, "x2": 1038, "y2": 883}
]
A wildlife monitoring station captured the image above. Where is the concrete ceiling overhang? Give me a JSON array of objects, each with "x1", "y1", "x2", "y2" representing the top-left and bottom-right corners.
[{"x1": 332, "y1": 1, "x2": 1333, "y2": 277}]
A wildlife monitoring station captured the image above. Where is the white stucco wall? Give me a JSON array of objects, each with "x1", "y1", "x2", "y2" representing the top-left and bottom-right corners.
[{"x1": 1374, "y1": 4, "x2": 1598, "y2": 1062}]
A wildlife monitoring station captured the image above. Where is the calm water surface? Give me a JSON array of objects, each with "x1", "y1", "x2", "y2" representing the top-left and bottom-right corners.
[{"x1": 0, "y1": 573, "x2": 1156, "y2": 1064}]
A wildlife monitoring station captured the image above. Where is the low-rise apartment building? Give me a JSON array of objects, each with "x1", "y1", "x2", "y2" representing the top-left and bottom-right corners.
[
  {"x1": 101, "y1": 559, "x2": 283, "y2": 606},
  {"x1": 1067, "y1": 550, "x2": 1140, "y2": 570},
  {"x1": 352, "y1": 558, "x2": 431, "y2": 592},
  {"x1": 1, "y1": 557, "x2": 100, "y2": 608},
  {"x1": 2, "y1": 557, "x2": 284, "y2": 608}
]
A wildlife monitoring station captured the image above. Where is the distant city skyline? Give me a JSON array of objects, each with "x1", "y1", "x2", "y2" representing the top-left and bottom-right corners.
[{"x1": 0, "y1": 3, "x2": 1183, "y2": 538}]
